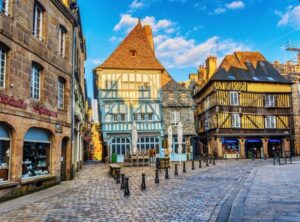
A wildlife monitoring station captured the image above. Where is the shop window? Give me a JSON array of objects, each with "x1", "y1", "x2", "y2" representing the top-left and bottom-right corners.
[
  {"x1": 229, "y1": 91, "x2": 239, "y2": 106},
  {"x1": 137, "y1": 137, "x2": 160, "y2": 154},
  {"x1": 0, "y1": 45, "x2": 7, "y2": 89},
  {"x1": 31, "y1": 64, "x2": 42, "y2": 100},
  {"x1": 0, "y1": 0, "x2": 9, "y2": 15},
  {"x1": 33, "y1": 2, "x2": 44, "y2": 40},
  {"x1": 265, "y1": 94, "x2": 275, "y2": 107},
  {"x1": 265, "y1": 116, "x2": 276, "y2": 129},
  {"x1": 0, "y1": 125, "x2": 10, "y2": 182},
  {"x1": 22, "y1": 128, "x2": 51, "y2": 179},
  {"x1": 231, "y1": 114, "x2": 241, "y2": 128},
  {"x1": 111, "y1": 138, "x2": 130, "y2": 155},
  {"x1": 58, "y1": 78, "x2": 65, "y2": 110},
  {"x1": 59, "y1": 25, "x2": 67, "y2": 57},
  {"x1": 173, "y1": 137, "x2": 186, "y2": 154}
]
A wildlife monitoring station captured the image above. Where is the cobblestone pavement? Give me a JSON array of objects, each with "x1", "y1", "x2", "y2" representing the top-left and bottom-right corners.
[
  {"x1": 230, "y1": 159, "x2": 300, "y2": 222},
  {"x1": 0, "y1": 158, "x2": 297, "y2": 222}
]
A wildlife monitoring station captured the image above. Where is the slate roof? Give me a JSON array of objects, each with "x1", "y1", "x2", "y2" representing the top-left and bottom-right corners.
[
  {"x1": 98, "y1": 21, "x2": 165, "y2": 70},
  {"x1": 212, "y1": 52, "x2": 291, "y2": 83}
]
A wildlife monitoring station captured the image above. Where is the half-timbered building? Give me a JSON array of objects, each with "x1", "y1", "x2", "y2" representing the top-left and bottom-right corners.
[
  {"x1": 93, "y1": 21, "x2": 165, "y2": 162},
  {"x1": 194, "y1": 52, "x2": 293, "y2": 159}
]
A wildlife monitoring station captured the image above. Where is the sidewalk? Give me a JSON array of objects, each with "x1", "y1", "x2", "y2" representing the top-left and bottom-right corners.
[{"x1": 230, "y1": 160, "x2": 300, "y2": 222}]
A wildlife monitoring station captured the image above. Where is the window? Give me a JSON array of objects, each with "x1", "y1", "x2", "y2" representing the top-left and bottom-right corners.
[
  {"x1": 137, "y1": 137, "x2": 160, "y2": 154},
  {"x1": 31, "y1": 64, "x2": 41, "y2": 100},
  {"x1": 0, "y1": 0, "x2": 8, "y2": 15},
  {"x1": 0, "y1": 46, "x2": 7, "y2": 89},
  {"x1": 0, "y1": 125, "x2": 10, "y2": 182},
  {"x1": 231, "y1": 114, "x2": 241, "y2": 128},
  {"x1": 173, "y1": 137, "x2": 186, "y2": 154},
  {"x1": 133, "y1": 113, "x2": 152, "y2": 122},
  {"x1": 228, "y1": 75, "x2": 235, "y2": 80},
  {"x1": 265, "y1": 94, "x2": 275, "y2": 107},
  {"x1": 169, "y1": 93, "x2": 174, "y2": 100},
  {"x1": 33, "y1": 3, "x2": 44, "y2": 40},
  {"x1": 204, "y1": 119, "x2": 209, "y2": 131},
  {"x1": 59, "y1": 26, "x2": 67, "y2": 57},
  {"x1": 130, "y1": 50, "x2": 136, "y2": 57},
  {"x1": 230, "y1": 91, "x2": 239, "y2": 106},
  {"x1": 58, "y1": 78, "x2": 65, "y2": 110},
  {"x1": 111, "y1": 138, "x2": 130, "y2": 155},
  {"x1": 22, "y1": 128, "x2": 50, "y2": 179},
  {"x1": 265, "y1": 116, "x2": 276, "y2": 129},
  {"x1": 113, "y1": 114, "x2": 125, "y2": 122},
  {"x1": 170, "y1": 110, "x2": 180, "y2": 125}
]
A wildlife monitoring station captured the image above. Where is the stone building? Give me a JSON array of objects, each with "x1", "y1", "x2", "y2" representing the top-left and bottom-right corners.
[
  {"x1": 0, "y1": 0, "x2": 86, "y2": 200},
  {"x1": 161, "y1": 80, "x2": 196, "y2": 161},
  {"x1": 193, "y1": 52, "x2": 293, "y2": 159},
  {"x1": 274, "y1": 53, "x2": 300, "y2": 155}
]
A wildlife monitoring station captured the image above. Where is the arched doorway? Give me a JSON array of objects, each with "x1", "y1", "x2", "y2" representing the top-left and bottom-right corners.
[
  {"x1": 61, "y1": 137, "x2": 69, "y2": 181},
  {"x1": 0, "y1": 124, "x2": 11, "y2": 182},
  {"x1": 22, "y1": 128, "x2": 51, "y2": 179}
]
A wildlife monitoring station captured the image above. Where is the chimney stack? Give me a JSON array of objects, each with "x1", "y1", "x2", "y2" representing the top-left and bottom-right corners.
[
  {"x1": 205, "y1": 56, "x2": 217, "y2": 80},
  {"x1": 143, "y1": 25, "x2": 155, "y2": 51},
  {"x1": 198, "y1": 65, "x2": 207, "y2": 82}
]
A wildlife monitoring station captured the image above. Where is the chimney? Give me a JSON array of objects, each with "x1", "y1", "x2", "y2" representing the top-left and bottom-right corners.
[
  {"x1": 143, "y1": 25, "x2": 155, "y2": 51},
  {"x1": 205, "y1": 56, "x2": 217, "y2": 80},
  {"x1": 198, "y1": 65, "x2": 207, "y2": 82}
]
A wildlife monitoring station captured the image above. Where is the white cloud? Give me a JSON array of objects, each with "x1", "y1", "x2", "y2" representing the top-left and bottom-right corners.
[
  {"x1": 276, "y1": 5, "x2": 300, "y2": 28},
  {"x1": 112, "y1": 14, "x2": 250, "y2": 68},
  {"x1": 89, "y1": 58, "x2": 103, "y2": 65},
  {"x1": 226, "y1": 1, "x2": 245, "y2": 10},
  {"x1": 213, "y1": 1, "x2": 245, "y2": 15},
  {"x1": 129, "y1": 0, "x2": 145, "y2": 12}
]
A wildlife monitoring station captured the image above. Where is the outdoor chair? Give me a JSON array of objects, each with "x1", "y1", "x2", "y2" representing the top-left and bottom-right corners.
[{"x1": 131, "y1": 154, "x2": 138, "y2": 167}]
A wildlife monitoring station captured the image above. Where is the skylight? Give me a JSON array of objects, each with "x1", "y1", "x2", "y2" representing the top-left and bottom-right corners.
[
  {"x1": 252, "y1": 77, "x2": 260, "y2": 81},
  {"x1": 228, "y1": 75, "x2": 235, "y2": 80},
  {"x1": 267, "y1": 77, "x2": 275, "y2": 81}
]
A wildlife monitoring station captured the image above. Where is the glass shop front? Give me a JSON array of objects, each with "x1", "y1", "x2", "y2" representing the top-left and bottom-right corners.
[
  {"x1": 22, "y1": 128, "x2": 51, "y2": 179},
  {"x1": 0, "y1": 125, "x2": 10, "y2": 182}
]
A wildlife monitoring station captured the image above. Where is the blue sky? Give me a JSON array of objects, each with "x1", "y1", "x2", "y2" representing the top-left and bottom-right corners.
[{"x1": 77, "y1": 0, "x2": 300, "y2": 98}]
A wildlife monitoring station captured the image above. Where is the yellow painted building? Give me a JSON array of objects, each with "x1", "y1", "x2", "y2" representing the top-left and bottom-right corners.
[{"x1": 193, "y1": 52, "x2": 293, "y2": 159}]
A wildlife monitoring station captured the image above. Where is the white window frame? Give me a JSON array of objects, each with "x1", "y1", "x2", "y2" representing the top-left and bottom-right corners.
[
  {"x1": 31, "y1": 65, "x2": 41, "y2": 100},
  {"x1": 265, "y1": 116, "x2": 276, "y2": 129},
  {"x1": 170, "y1": 110, "x2": 180, "y2": 125},
  {"x1": 230, "y1": 91, "x2": 239, "y2": 106},
  {"x1": 58, "y1": 78, "x2": 64, "y2": 110},
  {"x1": 231, "y1": 114, "x2": 241, "y2": 128},
  {"x1": 265, "y1": 94, "x2": 275, "y2": 107},
  {"x1": 33, "y1": 3, "x2": 43, "y2": 40},
  {"x1": 59, "y1": 26, "x2": 66, "y2": 57},
  {"x1": 204, "y1": 119, "x2": 209, "y2": 131},
  {"x1": 0, "y1": 47, "x2": 7, "y2": 89},
  {"x1": 1, "y1": 0, "x2": 9, "y2": 15}
]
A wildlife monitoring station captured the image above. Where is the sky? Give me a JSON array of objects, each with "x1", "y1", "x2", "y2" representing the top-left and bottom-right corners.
[{"x1": 77, "y1": 0, "x2": 300, "y2": 98}]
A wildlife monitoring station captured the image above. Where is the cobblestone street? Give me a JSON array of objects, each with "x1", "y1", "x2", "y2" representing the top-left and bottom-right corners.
[{"x1": 0, "y1": 159, "x2": 299, "y2": 222}]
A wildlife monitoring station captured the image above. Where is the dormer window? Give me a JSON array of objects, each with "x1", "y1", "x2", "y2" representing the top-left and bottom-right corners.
[{"x1": 130, "y1": 50, "x2": 136, "y2": 57}]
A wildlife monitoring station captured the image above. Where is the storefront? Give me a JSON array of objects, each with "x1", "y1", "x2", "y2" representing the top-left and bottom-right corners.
[
  {"x1": 268, "y1": 138, "x2": 283, "y2": 158},
  {"x1": 22, "y1": 128, "x2": 51, "y2": 179},
  {"x1": 0, "y1": 125, "x2": 10, "y2": 182},
  {"x1": 245, "y1": 139, "x2": 263, "y2": 159},
  {"x1": 222, "y1": 138, "x2": 239, "y2": 158},
  {"x1": 170, "y1": 137, "x2": 187, "y2": 162},
  {"x1": 110, "y1": 137, "x2": 131, "y2": 162}
]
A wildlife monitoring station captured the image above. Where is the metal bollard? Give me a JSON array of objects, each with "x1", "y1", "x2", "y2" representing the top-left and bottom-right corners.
[
  {"x1": 290, "y1": 154, "x2": 292, "y2": 164},
  {"x1": 213, "y1": 156, "x2": 216, "y2": 165},
  {"x1": 116, "y1": 169, "x2": 121, "y2": 184},
  {"x1": 155, "y1": 169, "x2": 160, "y2": 184},
  {"x1": 199, "y1": 159, "x2": 202, "y2": 168},
  {"x1": 175, "y1": 164, "x2": 178, "y2": 176},
  {"x1": 124, "y1": 177, "x2": 130, "y2": 196},
  {"x1": 183, "y1": 162, "x2": 186, "y2": 173},
  {"x1": 120, "y1": 174, "x2": 125, "y2": 190},
  {"x1": 192, "y1": 160, "x2": 195, "y2": 170},
  {"x1": 206, "y1": 157, "x2": 209, "y2": 167},
  {"x1": 273, "y1": 157, "x2": 275, "y2": 166},
  {"x1": 209, "y1": 156, "x2": 212, "y2": 164},
  {"x1": 165, "y1": 168, "x2": 169, "y2": 179},
  {"x1": 141, "y1": 173, "x2": 146, "y2": 190}
]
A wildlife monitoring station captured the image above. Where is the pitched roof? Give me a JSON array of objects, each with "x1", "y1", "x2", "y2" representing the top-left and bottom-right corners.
[
  {"x1": 98, "y1": 21, "x2": 165, "y2": 70},
  {"x1": 211, "y1": 52, "x2": 291, "y2": 83}
]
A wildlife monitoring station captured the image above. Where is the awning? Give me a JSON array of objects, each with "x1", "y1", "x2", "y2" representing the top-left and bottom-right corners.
[
  {"x1": 269, "y1": 139, "x2": 282, "y2": 143},
  {"x1": 24, "y1": 128, "x2": 50, "y2": 143},
  {"x1": 0, "y1": 125, "x2": 10, "y2": 140},
  {"x1": 222, "y1": 138, "x2": 239, "y2": 144},
  {"x1": 246, "y1": 139, "x2": 262, "y2": 143}
]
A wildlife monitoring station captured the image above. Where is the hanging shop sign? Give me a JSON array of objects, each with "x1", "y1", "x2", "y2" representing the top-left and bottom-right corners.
[
  {"x1": 162, "y1": 139, "x2": 167, "y2": 148},
  {"x1": 33, "y1": 104, "x2": 58, "y2": 117},
  {"x1": 0, "y1": 95, "x2": 27, "y2": 109}
]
